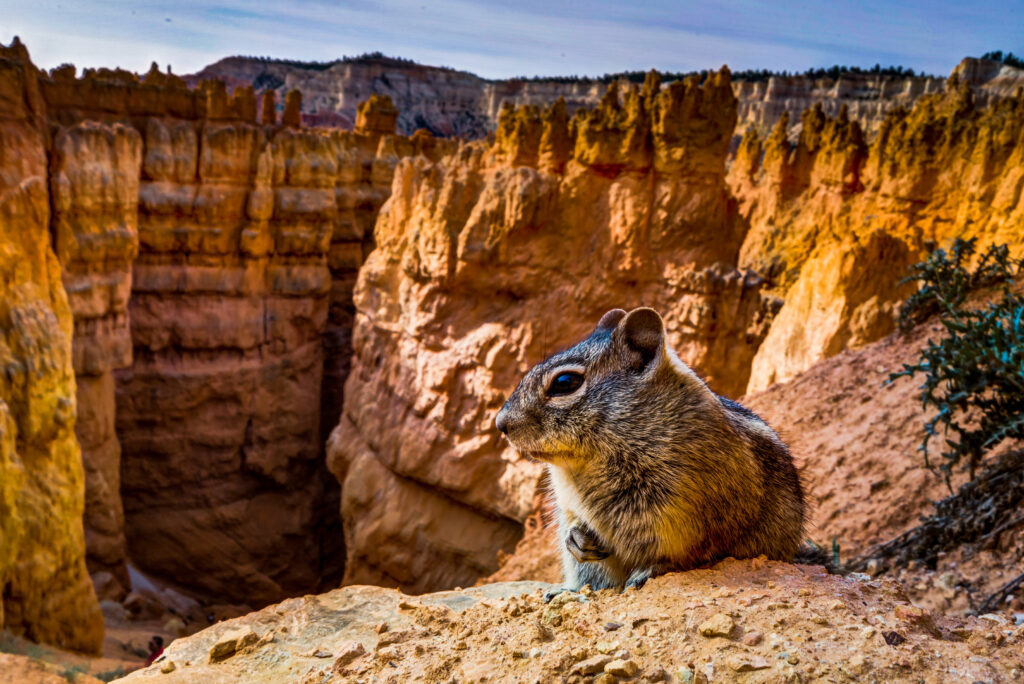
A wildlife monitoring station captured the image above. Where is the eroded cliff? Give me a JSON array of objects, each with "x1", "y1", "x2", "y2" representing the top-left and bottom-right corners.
[
  {"x1": 0, "y1": 40, "x2": 456, "y2": 618},
  {"x1": 327, "y1": 70, "x2": 783, "y2": 593},
  {"x1": 0, "y1": 39, "x2": 104, "y2": 654},
  {"x1": 192, "y1": 54, "x2": 1023, "y2": 141},
  {"x1": 733, "y1": 80, "x2": 1024, "y2": 393}
]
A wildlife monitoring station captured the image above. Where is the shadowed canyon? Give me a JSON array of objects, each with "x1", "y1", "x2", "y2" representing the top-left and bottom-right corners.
[{"x1": 1, "y1": 35, "x2": 1023, "y2": 681}]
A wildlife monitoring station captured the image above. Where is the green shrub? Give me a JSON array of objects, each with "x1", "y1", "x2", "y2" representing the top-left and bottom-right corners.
[
  {"x1": 94, "y1": 666, "x2": 127, "y2": 682},
  {"x1": 892, "y1": 238, "x2": 1024, "y2": 484},
  {"x1": 897, "y1": 237, "x2": 1024, "y2": 331},
  {"x1": 60, "y1": 664, "x2": 88, "y2": 682},
  {"x1": 980, "y1": 50, "x2": 1024, "y2": 70}
]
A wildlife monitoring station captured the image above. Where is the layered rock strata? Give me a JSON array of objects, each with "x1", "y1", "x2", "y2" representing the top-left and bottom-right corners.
[
  {"x1": 115, "y1": 98, "x2": 451, "y2": 604},
  {"x1": 733, "y1": 81, "x2": 1024, "y2": 393},
  {"x1": 329, "y1": 70, "x2": 780, "y2": 593},
  {"x1": 192, "y1": 54, "x2": 1021, "y2": 140},
  {"x1": 0, "y1": 39, "x2": 104, "y2": 653},
  {"x1": 51, "y1": 119, "x2": 141, "y2": 593},
  {"x1": 1, "y1": 45, "x2": 450, "y2": 609},
  {"x1": 733, "y1": 71, "x2": 944, "y2": 140}
]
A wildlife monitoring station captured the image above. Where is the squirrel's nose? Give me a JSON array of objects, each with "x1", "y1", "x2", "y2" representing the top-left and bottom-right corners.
[{"x1": 495, "y1": 409, "x2": 509, "y2": 435}]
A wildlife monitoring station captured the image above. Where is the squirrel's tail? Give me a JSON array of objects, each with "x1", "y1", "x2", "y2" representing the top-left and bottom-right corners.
[{"x1": 792, "y1": 540, "x2": 839, "y2": 574}]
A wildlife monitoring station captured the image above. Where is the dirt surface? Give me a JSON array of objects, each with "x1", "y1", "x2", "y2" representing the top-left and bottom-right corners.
[
  {"x1": 117, "y1": 558, "x2": 1024, "y2": 683},
  {"x1": 0, "y1": 599, "x2": 192, "y2": 682},
  {"x1": 0, "y1": 653, "x2": 103, "y2": 684}
]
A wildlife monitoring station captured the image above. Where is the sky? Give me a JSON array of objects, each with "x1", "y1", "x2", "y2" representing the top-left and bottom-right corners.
[{"x1": 2, "y1": 0, "x2": 1022, "y2": 79}]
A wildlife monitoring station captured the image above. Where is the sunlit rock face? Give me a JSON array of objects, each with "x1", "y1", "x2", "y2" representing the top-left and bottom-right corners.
[
  {"x1": 328, "y1": 70, "x2": 782, "y2": 593},
  {"x1": 0, "y1": 39, "x2": 104, "y2": 654},
  {"x1": 733, "y1": 81, "x2": 1024, "y2": 393}
]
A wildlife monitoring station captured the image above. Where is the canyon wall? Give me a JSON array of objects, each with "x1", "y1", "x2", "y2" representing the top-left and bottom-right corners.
[
  {"x1": 0, "y1": 40, "x2": 454, "y2": 615},
  {"x1": 0, "y1": 40, "x2": 104, "y2": 653},
  {"x1": 328, "y1": 68, "x2": 1024, "y2": 595},
  {"x1": 732, "y1": 81, "x2": 1024, "y2": 393},
  {"x1": 115, "y1": 100, "x2": 450, "y2": 605},
  {"x1": 327, "y1": 70, "x2": 781, "y2": 592},
  {"x1": 732, "y1": 72, "x2": 944, "y2": 140},
  {"x1": 192, "y1": 55, "x2": 1022, "y2": 140},
  {"x1": 51, "y1": 118, "x2": 141, "y2": 594}
]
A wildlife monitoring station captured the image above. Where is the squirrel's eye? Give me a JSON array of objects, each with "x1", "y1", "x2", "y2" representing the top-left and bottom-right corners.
[{"x1": 547, "y1": 371, "x2": 584, "y2": 397}]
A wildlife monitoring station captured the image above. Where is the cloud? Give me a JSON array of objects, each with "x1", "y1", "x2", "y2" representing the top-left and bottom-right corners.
[{"x1": 3, "y1": 0, "x2": 1022, "y2": 78}]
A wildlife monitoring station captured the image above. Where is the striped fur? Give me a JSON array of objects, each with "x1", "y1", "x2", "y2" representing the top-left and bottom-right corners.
[{"x1": 495, "y1": 308, "x2": 806, "y2": 591}]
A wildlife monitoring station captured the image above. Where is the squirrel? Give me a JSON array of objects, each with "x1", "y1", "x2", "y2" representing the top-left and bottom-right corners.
[{"x1": 495, "y1": 307, "x2": 813, "y2": 597}]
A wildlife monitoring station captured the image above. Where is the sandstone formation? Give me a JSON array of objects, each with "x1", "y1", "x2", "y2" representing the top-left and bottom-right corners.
[
  {"x1": 734, "y1": 81, "x2": 1024, "y2": 393},
  {"x1": 191, "y1": 54, "x2": 1021, "y2": 140},
  {"x1": 732, "y1": 71, "x2": 944, "y2": 140},
  {"x1": 119, "y1": 559, "x2": 1024, "y2": 683},
  {"x1": 0, "y1": 39, "x2": 104, "y2": 653},
  {"x1": 51, "y1": 119, "x2": 142, "y2": 593},
  {"x1": 329, "y1": 69, "x2": 781, "y2": 593},
  {"x1": 115, "y1": 94, "x2": 451, "y2": 604},
  {"x1": 0, "y1": 40, "x2": 458, "y2": 615}
]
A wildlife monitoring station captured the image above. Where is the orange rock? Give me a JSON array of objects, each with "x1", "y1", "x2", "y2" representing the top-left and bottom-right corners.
[
  {"x1": 747, "y1": 230, "x2": 914, "y2": 393},
  {"x1": 0, "y1": 40, "x2": 442, "y2": 610},
  {"x1": 329, "y1": 70, "x2": 773, "y2": 592},
  {"x1": 0, "y1": 38, "x2": 104, "y2": 654},
  {"x1": 51, "y1": 119, "x2": 142, "y2": 592},
  {"x1": 260, "y1": 90, "x2": 276, "y2": 125},
  {"x1": 733, "y1": 81, "x2": 1024, "y2": 393},
  {"x1": 354, "y1": 93, "x2": 399, "y2": 136},
  {"x1": 282, "y1": 89, "x2": 302, "y2": 128}
]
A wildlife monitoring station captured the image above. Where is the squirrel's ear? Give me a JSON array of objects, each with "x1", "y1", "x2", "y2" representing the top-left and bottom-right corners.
[
  {"x1": 596, "y1": 308, "x2": 627, "y2": 331},
  {"x1": 616, "y1": 307, "x2": 665, "y2": 367}
]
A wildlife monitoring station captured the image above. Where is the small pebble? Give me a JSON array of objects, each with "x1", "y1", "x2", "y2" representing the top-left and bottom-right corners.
[
  {"x1": 604, "y1": 621, "x2": 622, "y2": 631},
  {"x1": 698, "y1": 613, "x2": 735, "y2": 638},
  {"x1": 646, "y1": 666, "x2": 670, "y2": 682},
  {"x1": 605, "y1": 658, "x2": 640, "y2": 677},
  {"x1": 571, "y1": 655, "x2": 613, "y2": 675},
  {"x1": 742, "y1": 630, "x2": 763, "y2": 646},
  {"x1": 728, "y1": 655, "x2": 770, "y2": 672},
  {"x1": 332, "y1": 641, "x2": 366, "y2": 669}
]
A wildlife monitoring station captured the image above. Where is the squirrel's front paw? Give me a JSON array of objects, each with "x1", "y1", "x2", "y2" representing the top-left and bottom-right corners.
[
  {"x1": 624, "y1": 568, "x2": 653, "y2": 590},
  {"x1": 566, "y1": 525, "x2": 611, "y2": 563},
  {"x1": 543, "y1": 586, "x2": 574, "y2": 603}
]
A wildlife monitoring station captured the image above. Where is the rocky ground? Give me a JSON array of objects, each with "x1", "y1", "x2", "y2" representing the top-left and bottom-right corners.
[{"x1": 117, "y1": 559, "x2": 1024, "y2": 683}]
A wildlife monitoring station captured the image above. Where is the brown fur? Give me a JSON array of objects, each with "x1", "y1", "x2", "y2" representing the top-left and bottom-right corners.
[{"x1": 495, "y1": 307, "x2": 807, "y2": 592}]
